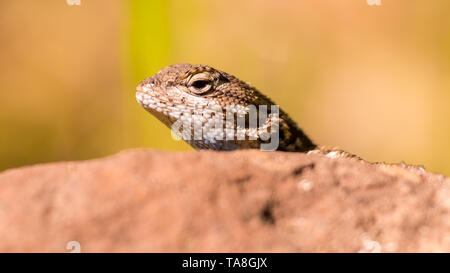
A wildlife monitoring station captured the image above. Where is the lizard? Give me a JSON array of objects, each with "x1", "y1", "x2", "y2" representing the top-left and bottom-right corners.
[
  {"x1": 135, "y1": 63, "x2": 357, "y2": 157},
  {"x1": 135, "y1": 63, "x2": 433, "y2": 175},
  {"x1": 136, "y1": 63, "x2": 316, "y2": 152}
]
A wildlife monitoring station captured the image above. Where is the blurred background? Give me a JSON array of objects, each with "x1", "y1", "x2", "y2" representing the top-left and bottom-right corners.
[{"x1": 0, "y1": 0, "x2": 449, "y2": 175}]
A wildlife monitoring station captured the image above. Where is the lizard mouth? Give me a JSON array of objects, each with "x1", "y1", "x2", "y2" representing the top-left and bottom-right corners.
[{"x1": 136, "y1": 84, "x2": 175, "y2": 128}]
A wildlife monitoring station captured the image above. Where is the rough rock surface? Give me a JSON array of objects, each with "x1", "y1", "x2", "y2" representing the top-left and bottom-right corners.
[{"x1": 0, "y1": 149, "x2": 449, "y2": 252}]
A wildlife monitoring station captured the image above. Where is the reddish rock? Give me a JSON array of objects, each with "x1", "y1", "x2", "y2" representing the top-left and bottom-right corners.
[{"x1": 0, "y1": 149, "x2": 448, "y2": 252}]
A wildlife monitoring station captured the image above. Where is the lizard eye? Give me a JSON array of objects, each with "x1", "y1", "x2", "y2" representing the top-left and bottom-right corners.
[
  {"x1": 188, "y1": 73, "x2": 213, "y2": 94},
  {"x1": 191, "y1": 80, "x2": 210, "y2": 89}
]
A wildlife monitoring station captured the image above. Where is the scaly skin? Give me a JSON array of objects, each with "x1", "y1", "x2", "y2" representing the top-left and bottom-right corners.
[{"x1": 136, "y1": 63, "x2": 316, "y2": 152}]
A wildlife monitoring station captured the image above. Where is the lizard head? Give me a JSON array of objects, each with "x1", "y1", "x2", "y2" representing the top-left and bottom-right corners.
[
  {"x1": 135, "y1": 63, "x2": 270, "y2": 149},
  {"x1": 136, "y1": 63, "x2": 260, "y2": 127}
]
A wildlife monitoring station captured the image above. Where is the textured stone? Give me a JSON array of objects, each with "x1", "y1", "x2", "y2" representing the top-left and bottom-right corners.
[{"x1": 0, "y1": 149, "x2": 448, "y2": 252}]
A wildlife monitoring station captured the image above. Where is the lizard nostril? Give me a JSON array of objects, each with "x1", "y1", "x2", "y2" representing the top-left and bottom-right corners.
[{"x1": 142, "y1": 76, "x2": 156, "y2": 86}]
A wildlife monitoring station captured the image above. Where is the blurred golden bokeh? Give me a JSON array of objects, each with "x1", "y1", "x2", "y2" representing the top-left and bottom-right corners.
[{"x1": 0, "y1": 0, "x2": 449, "y2": 175}]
